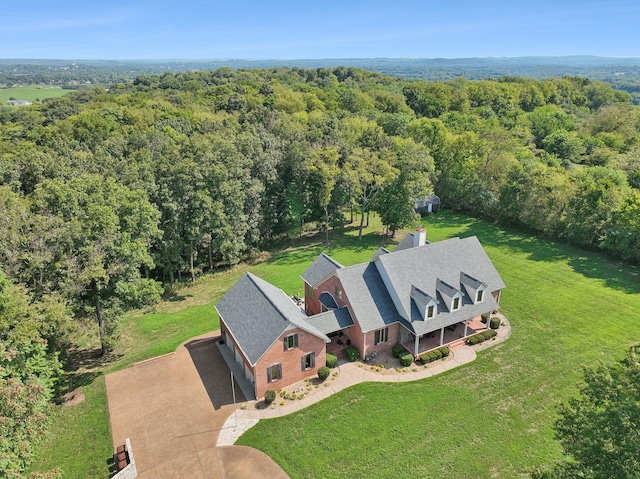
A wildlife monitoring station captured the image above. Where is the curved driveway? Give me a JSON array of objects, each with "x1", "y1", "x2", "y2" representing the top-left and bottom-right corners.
[{"x1": 105, "y1": 333, "x2": 288, "y2": 479}]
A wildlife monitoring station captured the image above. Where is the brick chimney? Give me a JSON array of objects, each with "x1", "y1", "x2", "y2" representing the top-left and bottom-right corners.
[{"x1": 413, "y1": 226, "x2": 426, "y2": 248}]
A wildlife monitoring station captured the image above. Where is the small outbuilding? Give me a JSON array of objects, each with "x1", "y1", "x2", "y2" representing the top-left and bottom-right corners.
[{"x1": 414, "y1": 194, "x2": 440, "y2": 214}]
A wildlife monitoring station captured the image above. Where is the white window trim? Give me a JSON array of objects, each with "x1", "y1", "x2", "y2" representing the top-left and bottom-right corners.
[{"x1": 374, "y1": 327, "x2": 389, "y2": 345}]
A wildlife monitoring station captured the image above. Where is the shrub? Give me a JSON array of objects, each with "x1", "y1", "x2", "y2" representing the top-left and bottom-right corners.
[
  {"x1": 428, "y1": 351, "x2": 438, "y2": 362},
  {"x1": 392, "y1": 344, "x2": 405, "y2": 358},
  {"x1": 432, "y1": 349, "x2": 443, "y2": 361},
  {"x1": 481, "y1": 329, "x2": 497, "y2": 340},
  {"x1": 490, "y1": 317, "x2": 500, "y2": 329},
  {"x1": 481, "y1": 312, "x2": 490, "y2": 324},
  {"x1": 326, "y1": 353, "x2": 338, "y2": 368},
  {"x1": 419, "y1": 353, "x2": 431, "y2": 364},
  {"x1": 438, "y1": 346, "x2": 450, "y2": 358},
  {"x1": 399, "y1": 353, "x2": 413, "y2": 367},
  {"x1": 467, "y1": 335, "x2": 480, "y2": 345},
  {"x1": 264, "y1": 389, "x2": 276, "y2": 404},
  {"x1": 317, "y1": 366, "x2": 331, "y2": 381},
  {"x1": 345, "y1": 346, "x2": 359, "y2": 362}
]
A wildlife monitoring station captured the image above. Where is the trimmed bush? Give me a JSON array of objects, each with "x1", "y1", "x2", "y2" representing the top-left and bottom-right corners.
[
  {"x1": 438, "y1": 346, "x2": 450, "y2": 358},
  {"x1": 392, "y1": 344, "x2": 405, "y2": 358},
  {"x1": 317, "y1": 366, "x2": 330, "y2": 381},
  {"x1": 432, "y1": 349, "x2": 443, "y2": 361},
  {"x1": 481, "y1": 312, "x2": 490, "y2": 324},
  {"x1": 345, "y1": 346, "x2": 359, "y2": 362},
  {"x1": 481, "y1": 329, "x2": 497, "y2": 340},
  {"x1": 419, "y1": 353, "x2": 431, "y2": 364},
  {"x1": 467, "y1": 335, "x2": 480, "y2": 345},
  {"x1": 490, "y1": 317, "x2": 500, "y2": 330},
  {"x1": 326, "y1": 353, "x2": 338, "y2": 369},
  {"x1": 264, "y1": 389, "x2": 276, "y2": 404},
  {"x1": 399, "y1": 353, "x2": 414, "y2": 367}
]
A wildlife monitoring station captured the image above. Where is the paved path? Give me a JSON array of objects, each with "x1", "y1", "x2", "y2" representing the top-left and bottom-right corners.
[
  {"x1": 218, "y1": 313, "x2": 511, "y2": 445},
  {"x1": 105, "y1": 333, "x2": 288, "y2": 479}
]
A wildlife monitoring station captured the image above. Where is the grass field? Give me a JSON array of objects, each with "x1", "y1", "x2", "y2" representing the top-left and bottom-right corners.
[
  {"x1": 237, "y1": 213, "x2": 640, "y2": 478},
  {"x1": 0, "y1": 85, "x2": 69, "y2": 104},
  {"x1": 29, "y1": 212, "x2": 640, "y2": 478}
]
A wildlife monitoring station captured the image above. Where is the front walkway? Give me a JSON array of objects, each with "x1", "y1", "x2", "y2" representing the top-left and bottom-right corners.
[{"x1": 218, "y1": 313, "x2": 510, "y2": 445}]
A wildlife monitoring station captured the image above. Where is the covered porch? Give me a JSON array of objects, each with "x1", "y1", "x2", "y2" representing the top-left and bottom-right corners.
[
  {"x1": 326, "y1": 329, "x2": 353, "y2": 359},
  {"x1": 403, "y1": 316, "x2": 487, "y2": 357}
]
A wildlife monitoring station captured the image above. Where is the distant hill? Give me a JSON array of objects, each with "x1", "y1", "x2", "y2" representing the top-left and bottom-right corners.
[{"x1": 2, "y1": 56, "x2": 640, "y2": 102}]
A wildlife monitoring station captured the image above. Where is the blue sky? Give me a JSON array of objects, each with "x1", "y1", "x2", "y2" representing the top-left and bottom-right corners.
[{"x1": 2, "y1": 1, "x2": 639, "y2": 59}]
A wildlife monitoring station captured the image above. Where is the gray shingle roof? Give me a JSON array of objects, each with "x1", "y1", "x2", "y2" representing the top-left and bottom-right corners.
[
  {"x1": 410, "y1": 285, "x2": 433, "y2": 305},
  {"x1": 318, "y1": 292, "x2": 339, "y2": 309},
  {"x1": 301, "y1": 253, "x2": 343, "y2": 287},
  {"x1": 304, "y1": 307, "x2": 354, "y2": 335},
  {"x1": 372, "y1": 235, "x2": 505, "y2": 335},
  {"x1": 334, "y1": 262, "x2": 405, "y2": 333},
  {"x1": 436, "y1": 278, "x2": 460, "y2": 298},
  {"x1": 393, "y1": 232, "x2": 416, "y2": 252},
  {"x1": 460, "y1": 272, "x2": 485, "y2": 290},
  {"x1": 370, "y1": 247, "x2": 390, "y2": 262},
  {"x1": 215, "y1": 272, "x2": 328, "y2": 366}
]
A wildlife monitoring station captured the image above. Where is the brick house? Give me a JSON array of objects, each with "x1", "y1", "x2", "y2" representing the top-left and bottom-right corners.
[
  {"x1": 216, "y1": 229, "x2": 505, "y2": 399},
  {"x1": 216, "y1": 272, "x2": 348, "y2": 398}
]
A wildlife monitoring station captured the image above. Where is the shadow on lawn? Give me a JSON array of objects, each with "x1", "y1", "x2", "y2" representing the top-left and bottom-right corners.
[
  {"x1": 437, "y1": 212, "x2": 640, "y2": 295},
  {"x1": 58, "y1": 347, "x2": 123, "y2": 400}
]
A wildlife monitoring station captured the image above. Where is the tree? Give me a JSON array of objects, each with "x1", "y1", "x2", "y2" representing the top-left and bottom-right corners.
[
  {"x1": 376, "y1": 138, "x2": 434, "y2": 238},
  {"x1": 344, "y1": 148, "x2": 398, "y2": 240},
  {"x1": 532, "y1": 344, "x2": 640, "y2": 478},
  {"x1": 32, "y1": 175, "x2": 162, "y2": 355},
  {"x1": 0, "y1": 270, "x2": 64, "y2": 477},
  {"x1": 306, "y1": 147, "x2": 340, "y2": 245}
]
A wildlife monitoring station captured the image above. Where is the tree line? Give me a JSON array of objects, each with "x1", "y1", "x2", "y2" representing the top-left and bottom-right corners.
[{"x1": 0, "y1": 66, "x2": 639, "y2": 476}]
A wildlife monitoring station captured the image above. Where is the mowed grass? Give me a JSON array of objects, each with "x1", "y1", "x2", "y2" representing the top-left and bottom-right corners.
[
  {"x1": 30, "y1": 212, "x2": 640, "y2": 478},
  {"x1": 28, "y1": 217, "x2": 390, "y2": 478},
  {"x1": 0, "y1": 85, "x2": 69, "y2": 103},
  {"x1": 237, "y1": 212, "x2": 640, "y2": 478}
]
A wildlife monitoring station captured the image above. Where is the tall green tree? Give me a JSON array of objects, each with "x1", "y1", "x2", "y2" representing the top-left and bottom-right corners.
[
  {"x1": 32, "y1": 175, "x2": 162, "y2": 355},
  {"x1": 532, "y1": 344, "x2": 640, "y2": 479},
  {"x1": 345, "y1": 147, "x2": 398, "y2": 240},
  {"x1": 0, "y1": 270, "x2": 64, "y2": 477}
]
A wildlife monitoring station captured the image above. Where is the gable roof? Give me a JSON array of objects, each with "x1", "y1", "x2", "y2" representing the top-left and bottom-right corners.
[
  {"x1": 372, "y1": 236, "x2": 505, "y2": 335},
  {"x1": 301, "y1": 253, "x2": 343, "y2": 287},
  {"x1": 393, "y1": 232, "x2": 417, "y2": 252},
  {"x1": 215, "y1": 272, "x2": 329, "y2": 366}
]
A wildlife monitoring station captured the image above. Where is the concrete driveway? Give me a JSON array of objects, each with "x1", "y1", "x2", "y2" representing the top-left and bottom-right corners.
[{"x1": 105, "y1": 333, "x2": 288, "y2": 479}]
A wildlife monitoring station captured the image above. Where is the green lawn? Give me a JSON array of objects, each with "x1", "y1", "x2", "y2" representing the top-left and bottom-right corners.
[
  {"x1": 237, "y1": 212, "x2": 640, "y2": 478},
  {"x1": 29, "y1": 212, "x2": 640, "y2": 478},
  {"x1": 0, "y1": 85, "x2": 69, "y2": 103}
]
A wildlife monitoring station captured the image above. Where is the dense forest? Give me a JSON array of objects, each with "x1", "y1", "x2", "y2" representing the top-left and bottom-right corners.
[{"x1": 1, "y1": 66, "x2": 640, "y2": 475}]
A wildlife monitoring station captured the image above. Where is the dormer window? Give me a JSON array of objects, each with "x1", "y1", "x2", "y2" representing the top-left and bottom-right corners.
[
  {"x1": 476, "y1": 289, "x2": 484, "y2": 303},
  {"x1": 452, "y1": 297, "x2": 460, "y2": 311},
  {"x1": 427, "y1": 304, "x2": 435, "y2": 319}
]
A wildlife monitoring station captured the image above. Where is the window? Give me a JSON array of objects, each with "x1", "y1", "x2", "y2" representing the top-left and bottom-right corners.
[
  {"x1": 374, "y1": 327, "x2": 389, "y2": 345},
  {"x1": 267, "y1": 363, "x2": 282, "y2": 383},
  {"x1": 427, "y1": 304, "x2": 435, "y2": 319},
  {"x1": 302, "y1": 352, "x2": 316, "y2": 371},
  {"x1": 284, "y1": 334, "x2": 298, "y2": 351},
  {"x1": 476, "y1": 289, "x2": 483, "y2": 303},
  {"x1": 452, "y1": 297, "x2": 460, "y2": 311}
]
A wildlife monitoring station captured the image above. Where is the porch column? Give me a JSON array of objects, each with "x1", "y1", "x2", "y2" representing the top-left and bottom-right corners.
[
  {"x1": 463, "y1": 319, "x2": 469, "y2": 337},
  {"x1": 439, "y1": 327, "x2": 445, "y2": 346},
  {"x1": 414, "y1": 334, "x2": 419, "y2": 356}
]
